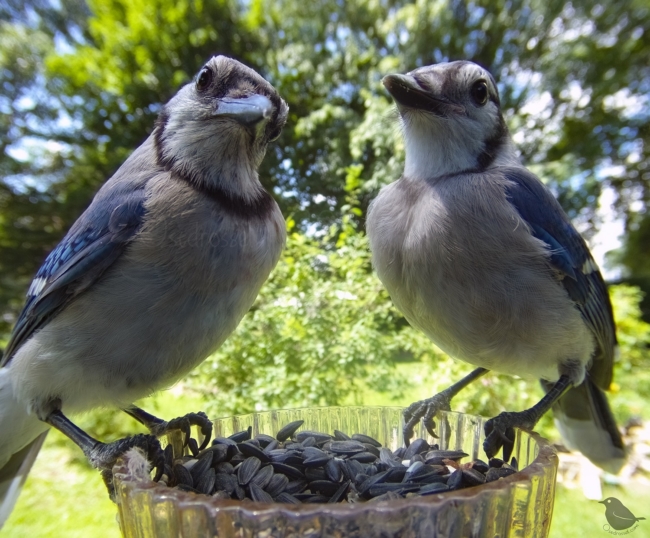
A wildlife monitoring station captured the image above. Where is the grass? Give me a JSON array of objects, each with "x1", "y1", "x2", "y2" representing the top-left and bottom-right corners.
[
  {"x1": 4, "y1": 439, "x2": 121, "y2": 538},
  {"x1": 552, "y1": 482, "x2": 650, "y2": 538},
  {"x1": 4, "y1": 374, "x2": 650, "y2": 537}
]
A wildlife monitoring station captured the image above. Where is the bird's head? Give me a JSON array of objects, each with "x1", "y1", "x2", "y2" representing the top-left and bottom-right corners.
[
  {"x1": 383, "y1": 60, "x2": 518, "y2": 180},
  {"x1": 600, "y1": 497, "x2": 623, "y2": 508},
  {"x1": 155, "y1": 55, "x2": 289, "y2": 203}
]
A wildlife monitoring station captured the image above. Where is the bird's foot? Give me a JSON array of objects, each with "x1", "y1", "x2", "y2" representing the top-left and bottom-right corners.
[
  {"x1": 85, "y1": 433, "x2": 165, "y2": 500},
  {"x1": 483, "y1": 410, "x2": 537, "y2": 461},
  {"x1": 403, "y1": 391, "x2": 453, "y2": 446},
  {"x1": 149, "y1": 411, "x2": 213, "y2": 453}
]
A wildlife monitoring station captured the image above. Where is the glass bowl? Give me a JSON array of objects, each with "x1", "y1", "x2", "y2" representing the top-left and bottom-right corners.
[{"x1": 114, "y1": 406, "x2": 558, "y2": 537}]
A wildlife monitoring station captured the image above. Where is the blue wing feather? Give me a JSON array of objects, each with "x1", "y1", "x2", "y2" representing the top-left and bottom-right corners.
[
  {"x1": 501, "y1": 167, "x2": 616, "y2": 388},
  {"x1": 1, "y1": 185, "x2": 147, "y2": 366}
]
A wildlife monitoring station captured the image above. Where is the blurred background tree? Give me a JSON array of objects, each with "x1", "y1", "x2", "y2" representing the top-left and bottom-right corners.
[
  {"x1": 3, "y1": 0, "x2": 650, "y2": 535},
  {"x1": 2, "y1": 0, "x2": 649, "y2": 415},
  {"x1": 2, "y1": 0, "x2": 648, "y2": 413}
]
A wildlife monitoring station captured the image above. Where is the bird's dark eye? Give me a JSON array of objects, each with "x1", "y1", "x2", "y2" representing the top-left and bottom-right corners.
[
  {"x1": 471, "y1": 80, "x2": 489, "y2": 106},
  {"x1": 196, "y1": 67, "x2": 213, "y2": 92}
]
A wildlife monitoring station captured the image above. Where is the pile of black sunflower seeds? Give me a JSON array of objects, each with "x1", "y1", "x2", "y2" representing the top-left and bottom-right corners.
[{"x1": 160, "y1": 420, "x2": 519, "y2": 504}]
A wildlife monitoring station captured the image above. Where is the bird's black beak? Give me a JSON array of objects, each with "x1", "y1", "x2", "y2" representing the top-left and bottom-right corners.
[
  {"x1": 382, "y1": 73, "x2": 464, "y2": 117},
  {"x1": 213, "y1": 94, "x2": 273, "y2": 127}
]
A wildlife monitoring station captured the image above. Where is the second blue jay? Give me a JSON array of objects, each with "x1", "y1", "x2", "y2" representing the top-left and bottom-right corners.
[
  {"x1": 367, "y1": 60, "x2": 625, "y2": 473},
  {"x1": 0, "y1": 55, "x2": 288, "y2": 525}
]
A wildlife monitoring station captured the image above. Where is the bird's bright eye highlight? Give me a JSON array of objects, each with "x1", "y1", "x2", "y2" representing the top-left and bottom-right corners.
[
  {"x1": 196, "y1": 68, "x2": 213, "y2": 91},
  {"x1": 471, "y1": 80, "x2": 488, "y2": 106}
]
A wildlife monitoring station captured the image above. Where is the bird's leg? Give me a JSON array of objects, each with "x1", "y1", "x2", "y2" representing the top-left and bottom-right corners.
[
  {"x1": 483, "y1": 374, "x2": 572, "y2": 461},
  {"x1": 403, "y1": 367, "x2": 489, "y2": 445},
  {"x1": 45, "y1": 408, "x2": 164, "y2": 499},
  {"x1": 123, "y1": 405, "x2": 213, "y2": 452}
]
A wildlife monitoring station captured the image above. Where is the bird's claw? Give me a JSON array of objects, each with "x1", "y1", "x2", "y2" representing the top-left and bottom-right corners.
[
  {"x1": 87, "y1": 433, "x2": 165, "y2": 500},
  {"x1": 483, "y1": 411, "x2": 533, "y2": 461},
  {"x1": 403, "y1": 392, "x2": 452, "y2": 446},
  {"x1": 150, "y1": 411, "x2": 213, "y2": 451}
]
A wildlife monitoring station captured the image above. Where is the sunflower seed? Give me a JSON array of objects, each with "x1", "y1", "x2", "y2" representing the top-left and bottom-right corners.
[
  {"x1": 263, "y1": 440, "x2": 279, "y2": 453},
  {"x1": 230, "y1": 452, "x2": 246, "y2": 465},
  {"x1": 471, "y1": 459, "x2": 489, "y2": 474},
  {"x1": 284, "y1": 479, "x2": 308, "y2": 494},
  {"x1": 354, "y1": 473, "x2": 370, "y2": 490},
  {"x1": 333, "y1": 429, "x2": 351, "y2": 441},
  {"x1": 214, "y1": 461, "x2": 234, "y2": 475},
  {"x1": 295, "y1": 431, "x2": 332, "y2": 444},
  {"x1": 447, "y1": 469, "x2": 464, "y2": 490},
  {"x1": 214, "y1": 473, "x2": 237, "y2": 495},
  {"x1": 195, "y1": 468, "x2": 216, "y2": 495},
  {"x1": 462, "y1": 468, "x2": 486, "y2": 486},
  {"x1": 424, "y1": 450, "x2": 469, "y2": 465},
  {"x1": 403, "y1": 438, "x2": 430, "y2": 460},
  {"x1": 362, "y1": 443, "x2": 381, "y2": 457},
  {"x1": 249, "y1": 482, "x2": 274, "y2": 503},
  {"x1": 271, "y1": 462, "x2": 305, "y2": 479},
  {"x1": 254, "y1": 434, "x2": 276, "y2": 447},
  {"x1": 344, "y1": 459, "x2": 365, "y2": 480},
  {"x1": 368, "y1": 482, "x2": 420, "y2": 497},
  {"x1": 296, "y1": 494, "x2": 331, "y2": 503},
  {"x1": 358, "y1": 471, "x2": 389, "y2": 496},
  {"x1": 190, "y1": 451, "x2": 213, "y2": 482},
  {"x1": 302, "y1": 447, "x2": 331, "y2": 467},
  {"x1": 351, "y1": 433, "x2": 382, "y2": 447},
  {"x1": 206, "y1": 444, "x2": 229, "y2": 465},
  {"x1": 276, "y1": 420, "x2": 304, "y2": 442},
  {"x1": 229, "y1": 427, "x2": 252, "y2": 443},
  {"x1": 213, "y1": 436, "x2": 237, "y2": 447},
  {"x1": 327, "y1": 480, "x2": 351, "y2": 503},
  {"x1": 173, "y1": 463, "x2": 193, "y2": 488},
  {"x1": 379, "y1": 447, "x2": 403, "y2": 467},
  {"x1": 419, "y1": 482, "x2": 450, "y2": 495},
  {"x1": 329, "y1": 440, "x2": 366, "y2": 455},
  {"x1": 365, "y1": 464, "x2": 378, "y2": 476},
  {"x1": 265, "y1": 473, "x2": 289, "y2": 497},
  {"x1": 325, "y1": 458, "x2": 343, "y2": 482},
  {"x1": 232, "y1": 484, "x2": 246, "y2": 500},
  {"x1": 349, "y1": 451, "x2": 377, "y2": 463},
  {"x1": 305, "y1": 467, "x2": 327, "y2": 481},
  {"x1": 485, "y1": 466, "x2": 517, "y2": 482},
  {"x1": 238, "y1": 441, "x2": 270, "y2": 462},
  {"x1": 309, "y1": 480, "x2": 342, "y2": 496},
  {"x1": 275, "y1": 492, "x2": 301, "y2": 504},
  {"x1": 238, "y1": 457, "x2": 261, "y2": 485},
  {"x1": 382, "y1": 466, "x2": 407, "y2": 483},
  {"x1": 251, "y1": 464, "x2": 274, "y2": 489}
]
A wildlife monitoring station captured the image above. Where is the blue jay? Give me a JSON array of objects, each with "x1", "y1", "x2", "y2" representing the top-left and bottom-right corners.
[
  {"x1": 0, "y1": 55, "x2": 288, "y2": 525},
  {"x1": 367, "y1": 60, "x2": 626, "y2": 473}
]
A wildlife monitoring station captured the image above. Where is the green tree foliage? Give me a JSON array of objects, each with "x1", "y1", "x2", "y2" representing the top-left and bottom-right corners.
[{"x1": 1, "y1": 0, "x2": 649, "y2": 423}]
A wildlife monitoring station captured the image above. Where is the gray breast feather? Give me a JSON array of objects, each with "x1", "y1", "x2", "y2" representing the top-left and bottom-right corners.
[{"x1": 367, "y1": 172, "x2": 594, "y2": 382}]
